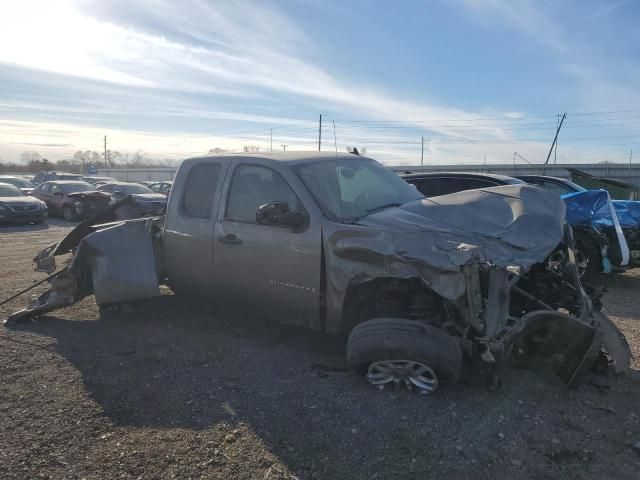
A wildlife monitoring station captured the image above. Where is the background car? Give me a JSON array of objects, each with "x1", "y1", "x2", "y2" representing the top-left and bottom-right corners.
[
  {"x1": 32, "y1": 180, "x2": 97, "y2": 221},
  {"x1": 401, "y1": 171, "x2": 615, "y2": 280},
  {"x1": 517, "y1": 175, "x2": 640, "y2": 268},
  {"x1": 32, "y1": 171, "x2": 84, "y2": 186},
  {"x1": 401, "y1": 171, "x2": 525, "y2": 196},
  {"x1": 0, "y1": 175, "x2": 35, "y2": 195},
  {"x1": 83, "y1": 176, "x2": 116, "y2": 185},
  {"x1": 97, "y1": 181, "x2": 167, "y2": 216},
  {"x1": 147, "y1": 181, "x2": 172, "y2": 196},
  {"x1": 0, "y1": 183, "x2": 47, "y2": 225}
]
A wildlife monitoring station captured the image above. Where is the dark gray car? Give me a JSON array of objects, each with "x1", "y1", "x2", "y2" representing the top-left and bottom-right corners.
[
  {"x1": 97, "y1": 182, "x2": 167, "y2": 216},
  {"x1": 0, "y1": 183, "x2": 47, "y2": 225}
]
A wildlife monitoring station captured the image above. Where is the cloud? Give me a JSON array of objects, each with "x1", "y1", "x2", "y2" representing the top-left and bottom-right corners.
[
  {"x1": 0, "y1": 1, "x2": 518, "y2": 141},
  {"x1": 0, "y1": 0, "x2": 636, "y2": 165}
]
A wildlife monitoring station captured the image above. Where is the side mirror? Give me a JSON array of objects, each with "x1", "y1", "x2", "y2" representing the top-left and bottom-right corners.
[{"x1": 256, "y1": 201, "x2": 308, "y2": 228}]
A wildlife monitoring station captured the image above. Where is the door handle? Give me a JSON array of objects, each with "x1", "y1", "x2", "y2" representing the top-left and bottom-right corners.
[{"x1": 218, "y1": 233, "x2": 242, "y2": 245}]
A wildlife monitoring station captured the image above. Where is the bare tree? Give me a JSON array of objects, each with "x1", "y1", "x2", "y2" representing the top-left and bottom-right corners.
[
  {"x1": 108, "y1": 151, "x2": 121, "y2": 167},
  {"x1": 208, "y1": 147, "x2": 228, "y2": 155},
  {"x1": 20, "y1": 151, "x2": 41, "y2": 163}
]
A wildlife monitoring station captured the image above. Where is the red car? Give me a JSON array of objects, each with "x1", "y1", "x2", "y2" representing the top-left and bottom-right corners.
[{"x1": 32, "y1": 180, "x2": 103, "y2": 221}]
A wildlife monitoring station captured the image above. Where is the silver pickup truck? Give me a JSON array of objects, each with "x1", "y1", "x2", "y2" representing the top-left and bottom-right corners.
[{"x1": 7, "y1": 152, "x2": 631, "y2": 392}]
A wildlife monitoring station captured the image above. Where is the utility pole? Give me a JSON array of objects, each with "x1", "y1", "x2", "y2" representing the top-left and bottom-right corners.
[
  {"x1": 544, "y1": 112, "x2": 566, "y2": 165},
  {"x1": 333, "y1": 120, "x2": 338, "y2": 154},
  {"x1": 318, "y1": 114, "x2": 322, "y2": 151},
  {"x1": 103, "y1": 135, "x2": 108, "y2": 168},
  {"x1": 554, "y1": 114, "x2": 560, "y2": 164},
  {"x1": 421, "y1": 136, "x2": 424, "y2": 166},
  {"x1": 280, "y1": 144, "x2": 288, "y2": 152},
  {"x1": 270, "y1": 128, "x2": 273, "y2": 152},
  {"x1": 630, "y1": 149, "x2": 633, "y2": 172}
]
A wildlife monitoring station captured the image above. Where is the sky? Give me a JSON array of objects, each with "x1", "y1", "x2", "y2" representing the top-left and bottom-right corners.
[{"x1": 0, "y1": 0, "x2": 639, "y2": 166}]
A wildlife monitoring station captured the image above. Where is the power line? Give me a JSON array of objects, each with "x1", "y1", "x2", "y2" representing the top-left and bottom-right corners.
[{"x1": 334, "y1": 108, "x2": 640, "y2": 123}]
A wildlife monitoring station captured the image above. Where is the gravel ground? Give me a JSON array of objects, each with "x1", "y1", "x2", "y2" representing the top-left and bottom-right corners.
[{"x1": 1, "y1": 220, "x2": 639, "y2": 480}]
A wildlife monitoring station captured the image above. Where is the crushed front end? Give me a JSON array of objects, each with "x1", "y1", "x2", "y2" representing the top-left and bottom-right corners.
[{"x1": 332, "y1": 184, "x2": 631, "y2": 389}]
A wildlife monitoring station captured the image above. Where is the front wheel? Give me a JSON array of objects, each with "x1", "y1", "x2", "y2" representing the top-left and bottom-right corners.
[
  {"x1": 347, "y1": 318, "x2": 463, "y2": 393},
  {"x1": 575, "y1": 239, "x2": 601, "y2": 282}
]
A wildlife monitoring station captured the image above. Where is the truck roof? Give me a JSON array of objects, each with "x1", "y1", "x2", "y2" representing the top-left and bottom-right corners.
[{"x1": 185, "y1": 151, "x2": 370, "y2": 165}]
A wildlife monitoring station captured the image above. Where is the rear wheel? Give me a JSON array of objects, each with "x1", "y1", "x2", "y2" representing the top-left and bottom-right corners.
[
  {"x1": 63, "y1": 205, "x2": 77, "y2": 222},
  {"x1": 347, "y1": 318, "x2": 463, "y2": 393}
]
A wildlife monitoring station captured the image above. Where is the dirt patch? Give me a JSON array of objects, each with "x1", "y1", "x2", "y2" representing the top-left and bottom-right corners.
[{"x1": 1, "y1": 221, "x2": 640, "y2": 479}]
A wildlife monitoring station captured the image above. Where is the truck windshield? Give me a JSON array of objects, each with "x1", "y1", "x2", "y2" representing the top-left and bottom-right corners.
[{"x1": 293, "y1": 157, "x2": 423, "y2": 223}]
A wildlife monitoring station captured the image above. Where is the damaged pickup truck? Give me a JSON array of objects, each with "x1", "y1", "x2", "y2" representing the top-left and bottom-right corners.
[{"x1": 5, "y1": 153, "x2": 631, "y2": 393}]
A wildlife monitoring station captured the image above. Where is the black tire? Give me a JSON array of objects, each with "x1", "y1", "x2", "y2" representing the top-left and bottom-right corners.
[
  {"x1": 63, "y1": 205, "x2": 78, "y2": 222},
  {"x1": 347, "y1": 318, "x2": 463, "y2": 384}
]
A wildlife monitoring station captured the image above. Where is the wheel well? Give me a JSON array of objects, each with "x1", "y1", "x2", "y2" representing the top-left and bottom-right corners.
[
  {"x1": 573, "y1": 230, "x2": 603, "y2": 268},
  {"x1": 341, "y1": 277, "x2": 450, "y2": 334}
]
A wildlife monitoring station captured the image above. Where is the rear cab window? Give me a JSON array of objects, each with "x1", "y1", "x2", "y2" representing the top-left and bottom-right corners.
[{"x1": 182, "y1": 163, "x2": 222, "y2": 218}]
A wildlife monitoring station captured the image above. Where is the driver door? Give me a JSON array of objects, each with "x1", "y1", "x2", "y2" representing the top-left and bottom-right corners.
[{"x1": 213, "y1": 160, "x2": 322, "y2": 329}]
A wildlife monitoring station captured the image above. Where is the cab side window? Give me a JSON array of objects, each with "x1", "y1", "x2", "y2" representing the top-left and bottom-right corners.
[
  {"x1": 540, "y1": 180, "x2": 574, "y2": 196},
  {"x1": 460, "y1": 178, "x2": 497, "y2": 191},
  {"x1": 414, "y1": 177, "x2": 498, "y2": 197},
  {"x1": 225, "y1": 164, "x2": 304, "y2": 224},
  {"x1": 416, "y1": 177, "x2": 462, "y2": 197}
]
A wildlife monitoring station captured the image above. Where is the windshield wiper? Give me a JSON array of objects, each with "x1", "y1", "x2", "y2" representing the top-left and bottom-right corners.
[{"x1": 366, "y1": 202, "x2": 402, "y2": 214}]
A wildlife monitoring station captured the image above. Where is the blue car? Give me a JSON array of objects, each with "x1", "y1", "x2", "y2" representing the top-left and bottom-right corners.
[{"x1": 517, "y1": 175, "x2": 639, "y2": 272}]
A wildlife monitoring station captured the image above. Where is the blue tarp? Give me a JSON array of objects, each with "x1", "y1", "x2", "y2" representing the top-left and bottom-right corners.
[
  {"x1": 561, "y1": 189, "x2": 631, "y2": 267},
  {"x1": 561, "y1": 190, "x2": 640, "y2": 230},
  {"x1": 561, "y1": 190, "x2": 618, "y2": 229},
  {"x1": 612, "y1": 200, "x2": 640, "y2": 229}
]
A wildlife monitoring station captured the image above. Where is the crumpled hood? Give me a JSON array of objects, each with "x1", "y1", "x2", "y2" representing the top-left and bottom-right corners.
[
  {"x1": 354, "y1": 184, "x2": 565, "y2": 270},
  {"x1": 68, "y1": 191, "x2": 111, "y2": 201},
  {"x1": 131, "y1": 193, "x2": 167, "y2": 203},
  {"x1": 328, "y1": 184, "x2": 566, "y2": 300}
]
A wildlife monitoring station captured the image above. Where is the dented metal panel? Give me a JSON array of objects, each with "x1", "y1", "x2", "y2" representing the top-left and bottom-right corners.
[
  {"x1": 71, "y1": 219, "x2": 160, "y2": 305},
  {"x1": 323, "y1": 185, "x2": 566, "y2": 332}
]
